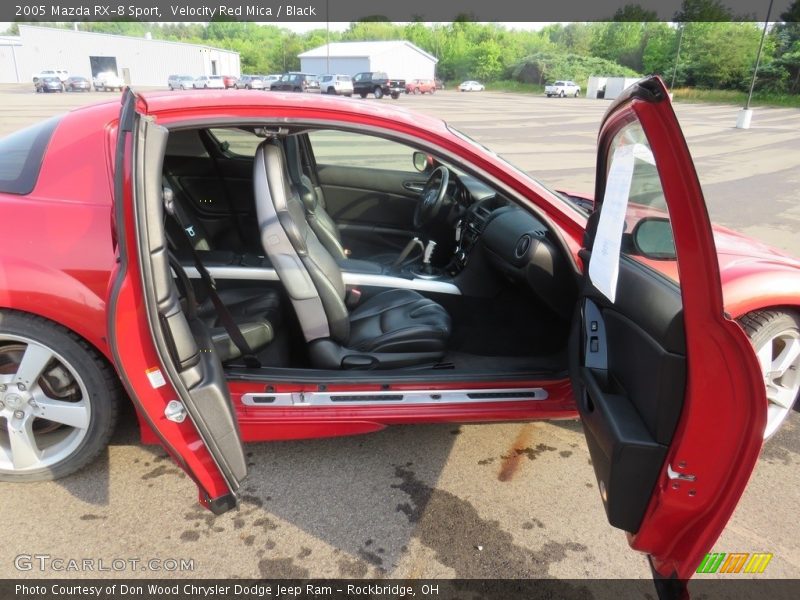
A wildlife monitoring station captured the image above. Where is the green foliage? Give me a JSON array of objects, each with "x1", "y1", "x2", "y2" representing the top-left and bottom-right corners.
[{"x1": 512, "y1": 51, "x2": 639, "y2": 85}]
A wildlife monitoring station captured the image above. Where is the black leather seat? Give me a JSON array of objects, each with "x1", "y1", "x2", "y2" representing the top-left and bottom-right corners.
[
  {"x1": 283, "y1": 137, "x2": 408, "y2": 267},
  {"x1": 169, "y1": 255, "x2": 277, "y2": 365},
  {"x1": 162, "y1": 184, "x2": 283, "y2": 364},
  {"x1": 254, "y1": 138, "x2": 451, "y2": 369}
]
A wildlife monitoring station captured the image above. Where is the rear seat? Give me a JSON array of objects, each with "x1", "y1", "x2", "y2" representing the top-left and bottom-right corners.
[{"x1": 163, "y1": 184, "x2": 282, "y2": 364}]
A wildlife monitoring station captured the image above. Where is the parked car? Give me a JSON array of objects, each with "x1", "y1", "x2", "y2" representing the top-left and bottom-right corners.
[
  {"x1": 318, "y1": 74, "x2": 353, "y2": 96},
  {"x1": 271, "y1": 73, "x2": 319, "y2": 93},
  {"x1": 222, "y1": 75, "x2": 238, "y2": 89},
  {"x1": 193, "y1": 76, "x2": 226, "y2": 90},
  {"x1": 168, "y1": 75, "x2": 195, "y2": 90},
  {"x1": 93, "y1": 72, "x2": 125, "y2": 92},
  {"x1": 262, "y1": 74, "x2": 282, "y2": 90},
  {"x1": 32, "y1": 69, "x2": 68, "y2": 84},
  {"x1": 435, "y1": 78, "x2": 445, "y2": 90},
  {"x1": 458, "y1": 80, "x2": 485, "y2": 92},
  {"x1": 352, "y1": 71, "x2": 405, "y2": 99},
  {"x1": 546, "y1": 80, "x2": 581, "y2": 97},
  {"x1": 64, "y1": 76, "x2": 91, "y2": 92},
  {"x1": 235, "y1": 75, "x2": 265, "y2": 90},
  {"x1": 1, "y1": 78, "x2": 798, "y2": 592},
  {"x1": 33, "y1": 76, "x2": 63, "y2": 93},
  {"x1": 405, "y1": 79, "x2": 436, "y2": 95}
]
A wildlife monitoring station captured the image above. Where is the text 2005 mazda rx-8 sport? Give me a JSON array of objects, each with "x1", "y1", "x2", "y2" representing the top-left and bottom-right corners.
[{"x1": 1, "y1": 77, "x2": 798, "y2": 584}]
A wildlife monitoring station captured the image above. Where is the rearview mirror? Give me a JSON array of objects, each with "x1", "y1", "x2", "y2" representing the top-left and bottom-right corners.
[
  {"x1": 631, "y1": 217, "x2": 676, "y2": 260},
  {"x1": 413, "y1": 151, "x2": 433, "y2": 172}
]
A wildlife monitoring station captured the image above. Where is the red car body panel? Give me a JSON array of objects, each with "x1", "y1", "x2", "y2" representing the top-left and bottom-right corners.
[
  {"x1": 591, "y1": 89, "x2": 765, "y2": 580},
  {"x1": 106, "y1": 119, "x2": 234, "y2": 507}
]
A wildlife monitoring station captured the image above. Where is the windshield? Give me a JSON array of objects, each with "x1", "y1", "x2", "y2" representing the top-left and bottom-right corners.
[{"x1": 446, "y1": 124, "x2": 590, "y2": 217}]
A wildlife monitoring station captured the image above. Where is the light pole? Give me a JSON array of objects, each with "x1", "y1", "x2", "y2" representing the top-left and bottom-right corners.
[
  {"x1": 326, "y1": 0, "x2": 330, "y2": 74},
  {"x1": 670, "y1": 24, "x2": 684, "y2": 92},
  {"x1": 736, "y1": 0, "x2": 775, "y2": 129}
]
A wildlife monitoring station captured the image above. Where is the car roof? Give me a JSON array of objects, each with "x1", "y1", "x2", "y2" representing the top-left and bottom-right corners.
[{"x1": 134, "y1": 89, "x2": 450, "y2": 134}]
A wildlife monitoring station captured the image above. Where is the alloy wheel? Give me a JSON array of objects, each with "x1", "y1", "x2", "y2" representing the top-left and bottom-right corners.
[
  {"x1": 756, "y1": 328, "x2": 800, "y2": 438},
  {"x1": 0, "y1": 336, "x2": 91, "y2": 473}
]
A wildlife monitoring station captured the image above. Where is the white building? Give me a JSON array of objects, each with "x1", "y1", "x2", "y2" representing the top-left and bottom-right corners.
[
  {"x1": 0, "y1": 25, "x2": 240, "y2": 86},
  {"x1": 299, "y1": 41, "x2": 438, "y2": 81},
  {"x1": 0, "y1": 36, "x2": 23, "y2": 83}
]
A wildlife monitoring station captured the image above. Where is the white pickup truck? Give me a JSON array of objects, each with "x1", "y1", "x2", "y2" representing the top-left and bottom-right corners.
[
  {"x1": 32, "y1": 69, "x2": 69, "y2": 84},
  {"x1": 545, "y1": 80, "x2": 581, "y2": 97},
  {"x1": 93, "y1": 71, "x2": 125, "y2": 92}
]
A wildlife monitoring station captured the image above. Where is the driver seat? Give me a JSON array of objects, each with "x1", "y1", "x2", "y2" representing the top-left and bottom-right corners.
[
  {"x1": 254, "y1": 138, "x2": 451, "y2": 369},
  {"x1": 283, "y1": 136, "x2": 410, "y2": 267}
]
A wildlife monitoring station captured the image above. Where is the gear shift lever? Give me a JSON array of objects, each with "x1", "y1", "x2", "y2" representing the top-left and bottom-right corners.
[{"x1": 422, "y1": 240, "x2": 437, "y2": 274}]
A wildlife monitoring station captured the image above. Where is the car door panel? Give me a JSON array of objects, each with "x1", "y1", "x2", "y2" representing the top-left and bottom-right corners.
[
  {"x1": 108, "y1": 90, "x2": 246, "y2": 514},
  {"x1": 163, "y1": 152, "x2": 259, "y2": 252},
  {"x1": 575, "y1": 77, "x2": 765, "y2": 583},
  {"x1": 316, "y1": 163, "x2": 426, "y2": 255},
  {"x1": 573, "y1": 255, "x2": 686, "y2": 533}
]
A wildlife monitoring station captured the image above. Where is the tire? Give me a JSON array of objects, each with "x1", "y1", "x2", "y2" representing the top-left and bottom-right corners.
[
  {"x1": 430, "y1": 88, "x2": 435, "y2": 95},
  {"x1": 414, "y1": 87, "x2": 420, "y2": 95},
  {"x1": 0, "y1": 311, "x2": 120, "y2": 481},
  {"x1": 740, "y1": 309, "x2": 800, "y2": 439},
  {"x1": 560, "y1": 90, "x2": 565, "y2": 97},
  {"x1": 359, "y1": 92, "x2": 367, "y2": 99},
  {"x1": 391, "y1": 92, "x2": 400, "y2": 99},
  {"x1": 373, "y1": 87, "x2": 383, "y2": 99},
  {"x1": 327, "y1": 87, "x2": 336, "y2": 95},
  {"x1": 574, "y1": 90, "x2": 580, "y2": 97}
]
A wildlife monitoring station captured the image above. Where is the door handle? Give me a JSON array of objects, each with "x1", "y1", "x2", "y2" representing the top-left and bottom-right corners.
[{"x1": 403, "y1": 181, "x2": 426, "y2": 193}]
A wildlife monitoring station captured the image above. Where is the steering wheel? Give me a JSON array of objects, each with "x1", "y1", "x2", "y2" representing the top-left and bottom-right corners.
[{"x1": 414, "y1": 166, "x2": 449, "y2": 229}]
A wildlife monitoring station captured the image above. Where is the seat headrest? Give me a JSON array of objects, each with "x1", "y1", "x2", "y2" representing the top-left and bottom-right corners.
[
  {"x1": 255, "y1": 138, "x2": 309, "y2": 256},
  {"x1": 284, "y1": 136, "x2": 317, "y2": 212}
]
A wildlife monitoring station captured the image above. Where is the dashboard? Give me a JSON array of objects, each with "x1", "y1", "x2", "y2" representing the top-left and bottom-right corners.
[{"x1": 443, "y1": 170, "x2": 576, "y2": 320}]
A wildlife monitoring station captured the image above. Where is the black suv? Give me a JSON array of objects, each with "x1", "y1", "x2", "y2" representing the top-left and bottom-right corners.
[{"x1": 271, "y1": 73, "x2": 320, "y2": 92}]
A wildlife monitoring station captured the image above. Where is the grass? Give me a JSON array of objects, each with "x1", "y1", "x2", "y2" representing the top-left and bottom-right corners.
[
  {"x1": 670, "y1": 87, "x2": 800, "y2": 108},
  {"x1": 482, "y1": 80, "x2": 545, "y2": 94},
  {"x1": 447, "y1": 80, "x2": 800, "y2": 107}
]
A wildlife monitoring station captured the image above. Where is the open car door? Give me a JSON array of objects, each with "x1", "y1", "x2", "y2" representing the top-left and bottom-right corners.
[
  {"x1": 572, "y1": 77, "x2": 766, "y2": 590},
  {"x1": 106, "y1": 89, "x2": 246, "y2": 514}
]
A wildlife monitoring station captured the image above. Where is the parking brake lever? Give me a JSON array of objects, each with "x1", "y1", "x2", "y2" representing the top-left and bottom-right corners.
[
  {"x1": 392, "y1": 237, "x2": 424, "y2": 268},
  {"x1": 422, "y1": 240, "x2": 437, "y2": 274}
]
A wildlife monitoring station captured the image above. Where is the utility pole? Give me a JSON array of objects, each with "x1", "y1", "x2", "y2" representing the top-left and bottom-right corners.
[
  {"x1": 737, "y1": 0, "x2": 774, "y2": 129},
  {"x1": 670, "y1": 24, "x2": 684, "y2": 91},
  {"x1": 326, "y1": 0, "x2": 330, "y2": 74}
]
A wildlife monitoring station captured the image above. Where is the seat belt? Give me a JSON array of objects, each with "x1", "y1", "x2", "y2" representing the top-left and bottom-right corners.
[{"x1": 163, "y1": 187, "x2": 261, "y2": 368}]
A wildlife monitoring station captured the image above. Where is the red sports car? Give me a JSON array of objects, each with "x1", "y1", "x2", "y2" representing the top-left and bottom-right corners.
[{"x1": 0, "y1": 76, "x2": 798, "y2": 588}]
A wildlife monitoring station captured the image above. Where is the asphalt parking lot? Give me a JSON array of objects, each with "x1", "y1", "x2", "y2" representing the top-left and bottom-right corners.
[{"x1": 1, "y1": 84, "x2": 799, "y2": 582}]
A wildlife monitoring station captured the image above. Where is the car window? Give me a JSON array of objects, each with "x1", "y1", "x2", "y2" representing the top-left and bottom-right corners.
[
  {"x1": 593, "y1": 119, "x2": 679, "y2": 293},
  {"x1": 165, "y1": 129, "x2": 210, "y2": 158},
  {"x1": 0, "y1": 116, "x2": 62, "y2": 195},
  {"x1": 207, "y1": 128, "x2": 262, "y2": 157},
  {"x1": 308, "y1": 130, "x2": 415, "y2": 171}
]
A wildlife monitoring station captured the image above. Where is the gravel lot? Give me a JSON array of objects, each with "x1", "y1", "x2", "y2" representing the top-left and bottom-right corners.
[{"x1": 1, "y1": 84, "x2": 798, "y2": 582}]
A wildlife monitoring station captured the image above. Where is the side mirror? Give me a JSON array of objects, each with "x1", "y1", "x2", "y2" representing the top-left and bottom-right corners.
[
  {"x1": 631, "y1": 217, "x2": 676, "y2": 260},
  {"x1": 413, "y1": 151, "x2": 433, "y2": 172}
]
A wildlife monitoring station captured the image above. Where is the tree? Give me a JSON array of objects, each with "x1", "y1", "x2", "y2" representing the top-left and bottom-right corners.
[
  {"x1": 612, "y1": 4, "x2": 659, "y2": 21},
  {"x1": 674, "y1": 0, "x2": 734, "y2": 21}
]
